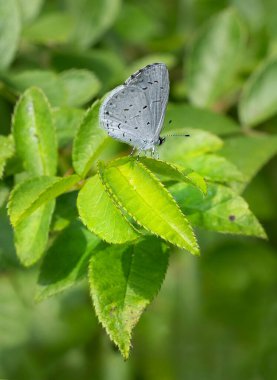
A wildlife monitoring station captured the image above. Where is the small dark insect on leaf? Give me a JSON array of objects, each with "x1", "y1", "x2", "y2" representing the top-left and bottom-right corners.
[{"x1": 229, "y1": 215, "x2": 236, "y2": 221}]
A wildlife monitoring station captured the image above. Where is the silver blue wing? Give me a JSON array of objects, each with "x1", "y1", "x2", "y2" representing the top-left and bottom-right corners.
[
  {"x1": 99, "y1": 85, "x2": 155, "y2": 150},
  {"x1": 124, "y1": 63, "x2": 169, "y2": 140}
]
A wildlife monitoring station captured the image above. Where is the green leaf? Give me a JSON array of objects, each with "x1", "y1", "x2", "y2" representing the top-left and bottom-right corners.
[
  {"x1": 139, "y1": 157, "x2": 207, "y2": 195},
  {"x1": 9, "y1": 70, "x2": 66, "y2": 107},
  {"x1": 36, "y1": 221, "x2": 101, "y2": 301},
  {"x1": 185, "y1": 171, "x2": 208, "y2": 195},
  {"x1": 77, "y1": 174, "x2": 139, "y2": 244},
  {"x1": 187, "y1": 8, "x2": 245, "y2": 107},
  {"x1": 239, "y1": 58, "x2": 277, "y2": 126},
  {"x1": 22, "y1": 12, "x2": 73, "y2": 43},
  {"x1": 0, "y1": 135, "x2": 15, "y2": 178},
  {"x1": 73, "y1": 100, "x2": 107, "y2": 177},
  {"x1": 0, "y1": 98, "x2": 11, "y2": 135},
  {"x1": 232, "y1": 0, "x2": 265, "y2": 31},
  {"x1": 89, "y1": 237, "x2": 169, "y2": 358},
  {"x1": 183, "y1": 154, "x2": 244, "y2": 183},
  {"x1": 12, "y1": 87, "x2": 58, "y2": 176},
  {"x1": 9, "y1": 69, "x2": 99, "y2": 107},
  {"x1": 99, "y1": 158, "x2": 199, "y2": 254},
  {"x1": 164, "y1": 103, "x2": 240, "y2": 136},
  {"x1": 65, "y1": 0, "x2": 121, "y2": 48},
  {"x1": 159, "y1": 129, "x2": 223, "y2": 162},
  {"x1": 126, "y1": 54, "x2": 177, "y2": 76},
  {"x1": 14, "y1": 201, "x2": 55, "y2": 266},
  {"x1": 11, "y1": 88, "x2": 59, "y2": 266},
  {"x1": 60, "y1": 69, "x2": 101, "y2": 107},
  {"x1": 52, "y1": 191, "x2": 78, "y2": 232},
  {"x1": 16, "y1": 0, "x2": 44, "y2": 23},
  {"x1": 0, "y1": 183, "x2": 9, "y2": 208},
  {"x1": 8, "y1": 175, "x2": 79, "y2": 226},
  {"x1": 53, "y1": 107, "x2": 85, "y2": 147},
  {"x1": 170, "y1": 182, "x2": 266, "y2": 239},
  {"x1": 52, "y1": 49, "x2": 126, "y2": 91},
  {"x1": 220, "y1": 135, "x2": 277, "y2": 192},
  {"x1": 0, "y1": 0, "x2": 21, "y2": 69},
  {"x1": 114, "y1": 3, "x2": 160, "y2": 44},
  {"x1": 0, "y1": 274, "x2": 31, "y2": 347},
  {"x1": 23, "y1": 12, "x2": 73, "y2": 44},
  {"x1": 0, "y1": 135, "x2": 14, "y2": 161}
]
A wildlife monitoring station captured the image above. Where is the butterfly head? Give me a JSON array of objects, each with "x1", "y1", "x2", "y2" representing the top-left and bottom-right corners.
[{"x1": 158, "y1": 136, "x2": 166, "y2": 145}]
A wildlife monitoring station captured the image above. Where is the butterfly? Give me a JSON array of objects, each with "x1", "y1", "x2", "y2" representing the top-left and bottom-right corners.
[{"x1": 99, "y1": 63, "x2": 170, "y2": 156}]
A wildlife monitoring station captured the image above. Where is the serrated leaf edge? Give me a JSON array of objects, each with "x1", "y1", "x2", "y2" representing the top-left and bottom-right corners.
[
  {"x1": 11, "y1": 86, "x2": 58, "y2": 176},
  {"x1": 98, "y1": 158, "x2": 200, "y2": 255},
  {"x1": 8, "y1": 175, "x2": 79, "y2": 226},
  {"x1": 88, "y1": 240, "x2": 170, "y2": 359},
  {"x1": 77, "y1": 174, "x2": 141, "y2": 244}
]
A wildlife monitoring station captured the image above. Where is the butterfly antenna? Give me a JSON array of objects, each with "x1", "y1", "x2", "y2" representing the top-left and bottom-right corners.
[
  {"x1": 166, "y1": 119, "x2": 190, "y2": 138},
  {"x1": 164, "y1": 133, "x2": 190, "y2": 138}
]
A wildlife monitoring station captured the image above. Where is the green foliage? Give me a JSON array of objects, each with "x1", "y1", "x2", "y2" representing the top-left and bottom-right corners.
[
  {"x1": 0, "y1": 0, "x2": 276, "y2": 371},
  {"x1": 12, "y1": 87, "x2": 57, "y2": 176},
  {"x1": 65, "y1": 0, "x2": 122, "y2": 48},
  {"x1": 139, "y1": 157, "x2": 207, "y2": 194},
  {"x1": 14, "y1": 201, "x2": 55, "y2": 266},
  {"x1": 73, "y1": 100, "x2": 107, "y2": 177},
  {"x1": 221, "y1": 134, "x2": 277, "y2": 192},
  {"x1": 0, "y1": 0, "x2": 21, "y2": 69},
  {"x1": 165, "y1": 103, "x2": 240, "y2": 136},
  {"x1": 170, "y1": 182, "x2": 266, "y2": 238},
  {"x1": 36, "y1": 221, "x2": 101, "y2": 301},
  {"x1": 53, "y1": 107, "x2": 85, "y2": 147},
  {"x1": 187, "y1": 8, "x2": 245, "y2": 108},
  {"x1": 89, "y1": 237, "x2": 169, "y2": 358},
  {"x1": 77, "y1": 174, "x2": 139, "y2": 244},
  {"x1": 0, "y1": 135, "x2": 14, "y2": 178},
  {"x1": 22, "y1": 12, "x2": 73, "y2": 44},
  {"x1": 239, "y1": 58, "x2": 277, "y2": 126},
  {"x1": 17, "y1": 0, "x2": 44, "y2": 24},
  {"x1": 8, "y1": 175, "x2": 79, "y2": 226},
  {"x1": 8, "y1": 69, "x2": 101, "y2": 107},
  {"x1": 98, "y1": 158, "x2": 199, "y2": 255}
]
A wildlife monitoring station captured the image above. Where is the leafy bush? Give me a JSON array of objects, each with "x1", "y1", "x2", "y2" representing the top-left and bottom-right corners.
[{"x1": 0, "y1": 0, "x2": 276, "y2": 377}]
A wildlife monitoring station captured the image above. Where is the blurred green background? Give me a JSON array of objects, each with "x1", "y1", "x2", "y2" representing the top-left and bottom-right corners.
[{"x1": 1, "y1": 0, "x2": 277, "y2": 379}]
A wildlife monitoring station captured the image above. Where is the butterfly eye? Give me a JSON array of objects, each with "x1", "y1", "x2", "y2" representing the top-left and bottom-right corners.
[{"x1": 158, "y1": 137, "x2": 166, "y2": 145}]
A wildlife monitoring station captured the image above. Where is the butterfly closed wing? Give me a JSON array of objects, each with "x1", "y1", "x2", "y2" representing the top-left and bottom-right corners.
[{"x1": 99, "y1": 63, "x2": 169, "y2": 154}]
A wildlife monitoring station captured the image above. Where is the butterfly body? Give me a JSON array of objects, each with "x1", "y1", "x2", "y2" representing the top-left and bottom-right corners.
[{"x1": 99, "y1": 63, "x2": 169, "y2": 154}]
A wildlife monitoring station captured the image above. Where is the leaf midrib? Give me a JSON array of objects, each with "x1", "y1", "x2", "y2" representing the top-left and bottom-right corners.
[
  {"x1": 113, "y1": 164, "x2": 194, "y2": 249},
  {"x1": 29, "y1": 98, "x2": 48, "y2": 175}
]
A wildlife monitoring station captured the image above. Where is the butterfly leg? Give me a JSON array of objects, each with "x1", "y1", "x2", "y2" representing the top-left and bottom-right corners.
[
  {"x1": 129, "y1": 146, "x2": 136, "y2": 156},
  {"x1": 151, "y1": 147, "x2": 159, "y2": 160},
  {"x1": 136, "y1": 148, "x2": 143, "y2": 160}
]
